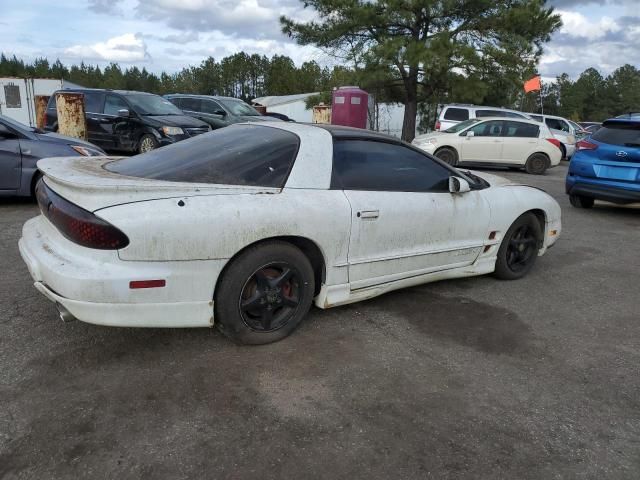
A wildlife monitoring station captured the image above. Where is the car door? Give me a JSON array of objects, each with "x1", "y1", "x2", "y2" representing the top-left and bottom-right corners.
[
  {"x1": 100, "y1": 94, "x2": 133, "y2": 150},
  {"x1": 460, "y1": 120, "x2": 504, "y2": 163},
  {"x1": 0, "y1": 124, "x2": 21, "y2": 190},
  {"x1": 499, "y1": 120, "x2": 540, "y2": 165},
  {"x1": 200, "y1": 99, "x2": 230, "y2": 129},
  {"x1": 332, "y1": 139, "x2": 490, "y2": 289}
]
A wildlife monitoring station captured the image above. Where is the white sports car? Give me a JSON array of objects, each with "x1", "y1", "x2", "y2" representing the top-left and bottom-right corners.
[{"x1": 19, "y1": 123, "x2": 561, "y2": 344}]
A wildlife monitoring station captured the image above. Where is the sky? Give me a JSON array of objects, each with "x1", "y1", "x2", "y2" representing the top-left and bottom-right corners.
[{"x1": 1, "y1": 0, "x2": 638, "y2": 83}]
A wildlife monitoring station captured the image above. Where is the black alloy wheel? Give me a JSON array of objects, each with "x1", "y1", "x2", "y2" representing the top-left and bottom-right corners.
[
  {"x1": 494, "y1": 213, "x2": 542, "y2": 280},
  {"x1": 505, "y1": 225, "x2": 538, "y2": 274},
  {"x1": 239, "y1": 263, "x2": 302, "y2": 332},
  {"x1": 215, "y1": 241, "x2": 315, "y2": 345}
]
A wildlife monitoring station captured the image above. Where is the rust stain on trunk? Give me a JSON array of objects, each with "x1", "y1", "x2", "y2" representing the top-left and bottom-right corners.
[
  {"x1": 34, "y1": 95, "x2": 50, "y2": 130},
  {"x1": 56, "y1": 93, "x2": 87, "y2": 140}
]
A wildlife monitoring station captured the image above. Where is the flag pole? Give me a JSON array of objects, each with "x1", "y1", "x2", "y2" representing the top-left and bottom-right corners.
[{"x1": 539, "y1": 76, "x2": 544, "y2": 115}]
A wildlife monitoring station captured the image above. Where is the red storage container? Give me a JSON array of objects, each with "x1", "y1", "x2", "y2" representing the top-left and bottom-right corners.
[{"x1": 331, "y1": 86, "x2": 368, "y2": 129}]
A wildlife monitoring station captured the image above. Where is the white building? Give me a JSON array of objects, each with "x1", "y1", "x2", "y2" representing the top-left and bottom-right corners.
[
  {"x1": 0, "y1": 78, "x2": 81, "y2": 126},
  {"x1": 253, "y1": 92, "x2": 408, "y2": 138}
]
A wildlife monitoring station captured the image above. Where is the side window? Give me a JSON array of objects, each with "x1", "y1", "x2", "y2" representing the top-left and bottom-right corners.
[
  {"x1": 103, "y1": 95, "x2": 129, "y2": 116},
  {"x1": 201, "y1": 100, "x2": 224, "y2": 114},
  {"x1": 83, "y1": 92, "x2": 104, "y2": 113},
  {"x1": 166, "y1": 97, "x2": 182, "y2": 108},
  {"x1": 443, "y1": 107, "x2": 469, "y2": 121},
  {"x1": 503, "y1": 121, "x2": 540, "y2": 138},
  {"x1": 504, "y1": 112, "x2": 528, "y2": 118},
  {"x1": 331, "y1": 140, "x2": 451, "y2": 192},
  {"x1": 181, "y1": 98, "x2": 202, "y2": 112},
  {"x1": 468, "y1": 120, "x2": 504, "y2": 137},
  {"x1": 545, "y1": 118, "x2": 569, "y2": 132},
  {"x1": 476, "y1": 109, "x2": 505, "y2": 118}
]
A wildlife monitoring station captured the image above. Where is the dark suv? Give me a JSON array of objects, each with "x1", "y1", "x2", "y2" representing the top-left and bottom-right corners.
[
  {"x1": 45, "y1": 89, "x2": 210, "y2": 154},
  {"x1": 165, "y1": 94, "x2": 281, "y2": 130}
]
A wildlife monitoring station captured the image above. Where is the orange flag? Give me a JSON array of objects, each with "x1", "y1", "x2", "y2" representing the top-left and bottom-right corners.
[{"x1": 524, "y1": 75, "x2": 542, "y2": 93}]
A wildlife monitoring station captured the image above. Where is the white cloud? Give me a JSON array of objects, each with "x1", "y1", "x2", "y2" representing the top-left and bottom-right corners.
[
  {"x1": 556, "y1": 10, "x2": 621, "y2": 39},
  {"x1": 64, "y1": 33, "x2": 149, "y2": 62}
]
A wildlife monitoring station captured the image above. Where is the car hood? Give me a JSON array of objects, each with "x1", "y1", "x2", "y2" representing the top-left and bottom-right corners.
[
  {"x1": 413, "y1": 131, "x2": 447, "y2": 141},
  {"x1": 37, "y1": 156, "x2": 279, "y2": 212},
  {"x1": 142, "y1": 114, "x2": 209, "y2": 128},
  {"x1": 466, "y1": 170, "x2": 520, "y2": 188},
  {"x1": 35, "y1": 132, "x2": 102, "y2": 150}
]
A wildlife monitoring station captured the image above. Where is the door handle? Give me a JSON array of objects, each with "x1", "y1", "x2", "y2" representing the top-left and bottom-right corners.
[
  {"x1": 493, "y1": 139, "x2": 502, "y2": 143},
  {"x1": 358, "y1": 210, "x2": 379, "y2": 219}
]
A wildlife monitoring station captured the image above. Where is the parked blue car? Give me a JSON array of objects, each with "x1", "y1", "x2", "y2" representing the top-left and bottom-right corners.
[{"x1": 566, "y1": 118, "x2": 640, "y2": 208}]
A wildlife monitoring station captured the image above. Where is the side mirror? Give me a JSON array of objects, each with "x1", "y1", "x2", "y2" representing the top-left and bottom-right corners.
[
  {"x1": 213, "y1": 109, "x2": 227, "y2": 116},
  {"x1": 117, "y1": 108, "x2": 130, "y2": 118},
  {"x1": 449, "y1": 176, "x2": 471, "y2": 194},
  {"x1": 465, "y1": 130, "x2": 475, "y2": 138}
]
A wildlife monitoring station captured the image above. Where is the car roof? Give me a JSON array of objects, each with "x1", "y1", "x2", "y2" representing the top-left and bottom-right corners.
[
  {"x1": 166, "y1": 94, "x2": 243, "y2": 102},
  {"x1": 603, "y1": 118, "x2": 640, "y2": 126},
  {"x1": 465, "y1": 116, "x2": 542, "y2": 125},
  {"x1": 53, "y1": 88, "x2": 155, "y2": 96}
]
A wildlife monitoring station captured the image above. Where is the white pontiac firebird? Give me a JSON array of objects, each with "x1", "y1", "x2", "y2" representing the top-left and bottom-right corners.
[{"x1": 19, "y1": 122, "x2": 561, "y2": 344}]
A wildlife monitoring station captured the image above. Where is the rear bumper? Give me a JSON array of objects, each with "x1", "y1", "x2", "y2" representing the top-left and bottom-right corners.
[
  {"x1": 19, "y1": 216, "x2": 223, "y2": 327},
  {"x1": 566, "y1": 180, "x2": 640, "y2": 204}
]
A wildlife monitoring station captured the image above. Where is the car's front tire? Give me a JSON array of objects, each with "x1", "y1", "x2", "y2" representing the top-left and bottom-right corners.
[
  {"x1": 215, "y1": 241, "x2": 315, "y2": 345},
  {"x1": 525, "y1": 153, "x2": 549, "y2": 175},
  {"x1": 434, "y1": 147, "x2": 458, "y2": 166},
  {"x1": 493, "y1": 213, "x2": 542, "y2": 280},
  {"x1": 569, "y1": 194, "x2": 594, "y2": 209},
  {"x1": 138, "y1": 134, "x2": 159, "y2": 154}
]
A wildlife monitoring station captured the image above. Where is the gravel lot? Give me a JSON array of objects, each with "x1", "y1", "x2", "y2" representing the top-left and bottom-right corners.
[{"x1": 1, "y1": 164, "x2": 639, "y2": 479}]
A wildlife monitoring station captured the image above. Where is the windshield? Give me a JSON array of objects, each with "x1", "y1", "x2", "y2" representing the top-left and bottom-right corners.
[
  {"x1": 219, "y1": 99, "x2": 261, "y2": 117},
  {"x1": 125, "y1": 94, "x2": 183, "y2": 116},
  {"x1": 443, "y1": 118, "x2": 480, "y2": 133},
  {"x1": 105, "y1": 124, "x2": 299, "y2": 187},
  {"x1": 0, "y1": 114, "x2": 30, "y2": 133}
]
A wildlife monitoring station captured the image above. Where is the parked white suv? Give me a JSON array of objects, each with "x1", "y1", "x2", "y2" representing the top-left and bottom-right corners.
[
  {"x1": 435, "y1": 104, "x2": 533, "y2": 131},
  {"x1": 413, "y1": 117, "x2": 562, "y2": 174}
]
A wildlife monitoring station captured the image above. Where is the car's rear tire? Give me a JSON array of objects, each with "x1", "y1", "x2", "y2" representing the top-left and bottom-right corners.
[
  {"x1": 525, "y1": 153, "x2": 549, "y2": 175},
  {"x1": 435, "y1": 147, "x2": 458, "y2": 166},
  {"x1": 215, "y1": 241, "x2": 315, "y2": 345},
  {"x1": 559, "y1": 143, "x2": 567, "y2": 160},
  {"x1": 138, "y1": 134, "x2": 158, "y2": 154},
  {"x1": 493, "y1": 213, "x2": 542, "y2": 280},
  {"x1": 569, "y1": 194, "x2": 594, "y2": 209}
]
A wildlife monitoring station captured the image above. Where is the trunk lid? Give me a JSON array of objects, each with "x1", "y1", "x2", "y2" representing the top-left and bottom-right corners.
[{"x1": 37, "y1": 156, "x2": 280, "y2": 212}]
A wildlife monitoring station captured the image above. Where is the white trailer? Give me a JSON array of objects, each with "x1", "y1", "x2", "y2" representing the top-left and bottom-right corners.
[{"x1": 0, "y1": 78, "x2": 72, "y2": 127}]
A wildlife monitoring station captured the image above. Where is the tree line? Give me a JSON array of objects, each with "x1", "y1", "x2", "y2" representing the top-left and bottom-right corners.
[
  {"x1": 1, "y1": 52, "x2": 638, "y2": 127},
  {"x1": 0, "y1": 52, "x2": 356, "y2": 101}
]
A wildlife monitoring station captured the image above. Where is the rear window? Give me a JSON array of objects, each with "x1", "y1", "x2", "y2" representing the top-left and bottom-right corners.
[
  {"x1": 592, "y1": 123, "x2": 640, "y2": 147},
  {"x1": 46, "y1": 91, "x2": 103, "y2": 113},
  {"x1": 443, "y1": 107, "x2": 469, "y2": 121},
  {"x1": 105, "y1": 125, "x2": 299, "y2": 187}
]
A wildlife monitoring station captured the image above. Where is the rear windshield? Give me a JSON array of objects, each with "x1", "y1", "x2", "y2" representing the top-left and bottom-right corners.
[
  {"x1": 592, "y1": 123, "x2": 640, "y2": 147},
  {"x1": 105, "y1": 124, "x2": 299, "y2": 187},
  {"x1": 443, "y1": 107, "x2": 469, "y2": 121}
]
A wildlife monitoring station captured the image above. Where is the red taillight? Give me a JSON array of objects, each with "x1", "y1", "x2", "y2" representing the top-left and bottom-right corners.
[
  {"x1": 130, "y1": 280, "x2": 166, "y2": 289},
  {"x1": 546, "y1": 138, "x2": 562, "y2": 150},
  {"x1": 435, "y1": 121, "x2": 441, "y2": 131},
  {"x1": 36, "y1": 182, "x2": 129, "y2": 250},
  {"x1": 577, "y1": 140, "x2": 598, "y2": 151}
]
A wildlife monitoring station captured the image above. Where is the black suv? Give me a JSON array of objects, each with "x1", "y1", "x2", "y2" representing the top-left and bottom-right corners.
[
  {"x1": 165, "y1": 94, "x2": 281, "y2": 130},
  {"x1": 45, "y1": 89, "x2": 210, "y2": 154}
]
